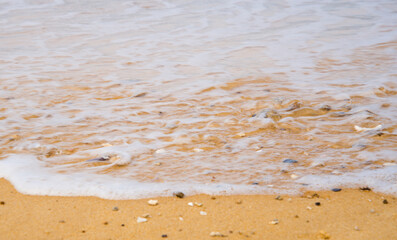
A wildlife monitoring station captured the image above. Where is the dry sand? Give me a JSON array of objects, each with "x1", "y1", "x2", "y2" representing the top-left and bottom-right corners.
[{"x1": 0, "y1": 178, "x2": 396, "y2": 240}]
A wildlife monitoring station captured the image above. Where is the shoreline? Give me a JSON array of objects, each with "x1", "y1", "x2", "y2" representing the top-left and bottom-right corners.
[{"x1": 0, "y1": 178, "x2": 396, "y2": 239}]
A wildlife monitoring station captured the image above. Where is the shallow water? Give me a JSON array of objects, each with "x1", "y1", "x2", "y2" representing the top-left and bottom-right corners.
[{"x1": 0, "y1": 0, "x2": 396, "y2": 199}]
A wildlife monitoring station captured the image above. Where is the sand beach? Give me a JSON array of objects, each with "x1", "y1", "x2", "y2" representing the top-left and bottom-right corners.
[{"x1": 1, "y1": 178, "x2": 396, "y2": 239}]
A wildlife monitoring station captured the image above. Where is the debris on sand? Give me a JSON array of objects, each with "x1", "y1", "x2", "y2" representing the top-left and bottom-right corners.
[
  {"x1": 317, "y1": 230, "x2": 330, "y2": 239},
  {"x1": 331, "y1": 188, "x2": 342, "y2": 192},
  {"x1": 200, "y1": 211, "x2": 207, "y2": 216},
  {"x1": 275, "y1": 195, "x2": 283, "y2": 200},
  {"x1": 269, "y1": 219, "x2": 279, "y2": 225},
  {"x1": 210, "y1": 232, "x2": 227, "y2": 237}
]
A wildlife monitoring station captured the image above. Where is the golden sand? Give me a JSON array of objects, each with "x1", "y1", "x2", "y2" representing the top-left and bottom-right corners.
[{"x1": 0, "y1": 178, "x2": 396, "y2": 240}]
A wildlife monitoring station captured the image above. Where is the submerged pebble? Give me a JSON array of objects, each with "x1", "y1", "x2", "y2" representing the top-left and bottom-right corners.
[
  {"x1": 283, "y1": 159, "x2": 298, "y2": 164},
  {"x1": 112, "y1": 206, "x2": 119, "y2": 211},
  {"x1": 331, "y1": 188, "x2": 342, "y2": 192}
]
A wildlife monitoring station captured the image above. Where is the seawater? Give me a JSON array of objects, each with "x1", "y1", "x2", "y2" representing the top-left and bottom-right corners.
[{"x1": 0, "y1": 0, "x2": 396, "y2": 199}]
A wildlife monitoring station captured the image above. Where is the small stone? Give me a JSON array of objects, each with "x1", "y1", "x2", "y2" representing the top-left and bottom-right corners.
[
  {"x1": 269, "y1": 219, "x2": 279, "y2": 225},
  {"x1": 0, "y1": 201, "x2": 4, "y2": 205},
  {"x1": 148, "y1": 199, "x2": 159, "y2": 206},
  {"x1": 121, "y1": 224, "x2": 125, "y2": 227},
  {"x1": 307, "y1": 206, "x2": 312, "y2": 210},
  {"x1": 370, "y1": 209, "x2": 375, "y2": 213},
  {"x1": 383, "y1": 199, "x2": 388, "y2": 204},
  {"x1": 112, "y1": 207, "x2": 119, "y2": 211},
  {"x1": 195, "y1": 202, "x2": 203, "y2": 207},
  {"x1": 210, "y1": 232, "x2": 226, "y2": 237},
  {"x1": 331, "y1": 188, "x2": 342, "y2": 192},
  {"x1": 275, "y1": 195, "x2": 283, "y2": 200},
  {"x1": 154, "y1": 162, "x2": 162, "y2": 166},
  {"x1": 211, "y1": 196, "x2": 216, "y2": 200},
  {"x1": 142, "y1": 213, "x2": 151, "y2": 218},
  {"x1": 315, "y1": 202, "x2": 321, "y2": 206},
  {"x1": 188, "y1": 202, "x2": 194, "y2": 207},
  {"x1": 59, "y1": 220, "x2": 65, "y2": 223},
  {"x1": 283, "y1": 159, "x2": 298, "y2": 164},
  {"x1": 137, "y1": 217, "x2": 147, "y2": 223},
  {"x1": 173, "y1": 192, "x2": 185, "y2": 198},
  {"x1": 200, "y1": 211, "x2": 207, "y2": 216},
  {"x1": 294, "y1": 215, "x2": 299, "y2": 218},
  {"x1": 236, "y1": 200, "x2": 242, "y2": 204},
  {"x1": 161, "y1": 234, "x2": 168, "y2": 238},
  {"x1": 179, "y1": 217, "x2": 184, "y2": 221},
  {"x1": 103, "y1": 222, "x2": 108, "y2": 225},
  {"x1": 354, "y1": 226, "x2": 360, "y2": 231},
  {"x1": 252, "y1": 182, "x2": 259, "y2": 185}
]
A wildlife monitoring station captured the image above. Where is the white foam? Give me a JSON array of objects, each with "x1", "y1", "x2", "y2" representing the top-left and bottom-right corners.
[{"x1": 0, "y1": 155, "x2": 273, "y2": 199}]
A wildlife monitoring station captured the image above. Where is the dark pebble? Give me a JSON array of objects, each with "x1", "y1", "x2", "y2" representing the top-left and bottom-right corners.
[
  {"x1": 331, "y1": 188, "x2": 342, "y2": 192},
  {"x1": 331, "y1": 112, "x2": 348, "y2": 117},
  {"x1": 315, "y1": 202, "x2": 321, "y2": 206},
  {"x1": 173, "y1": 192, "x2": 185, "y2": 198},
  {"x1": 383, "y1": 199, "x2": 388, "y2": 204},
  {"x1": 252, "y1": 182, "x2": 259, "y2": 185},
  {"x1": 161, "y1": 234, "x2": 168, "y2": 238},
  {"x1": 360, "y1": 187, "x2": 372, "y2": 191},
  {"x1": 121, "y1": 224, "x2": 125, "y2": 227},
  {"x1": 112, "y1": 207, "x2": 119, "y2": 211},
  {"x1": 59, "y1": 220, "x2": 65, "y2": 223},
  {"x1": 283, "y1": 159, "x2": 298, "y2": 164},
  {"x1": 104, "y1": 222, "x2": 108, "y2": 225},
  {"x1": 0, "y1": 201, "x2": 5, "y2": 205}
]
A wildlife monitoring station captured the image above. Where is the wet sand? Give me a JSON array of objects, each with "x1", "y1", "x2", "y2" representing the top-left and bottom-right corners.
[{"x1": 0, "y1": 179, "x2": 396, "y2": 240}]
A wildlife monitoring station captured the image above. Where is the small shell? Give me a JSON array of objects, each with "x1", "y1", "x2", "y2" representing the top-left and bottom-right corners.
[
  {"x1": 137, "y1": 217, "x2": 147, "y2": 223},
  {"x1": 148, "y1": 200, "x2": 158, "y2": 206}
]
